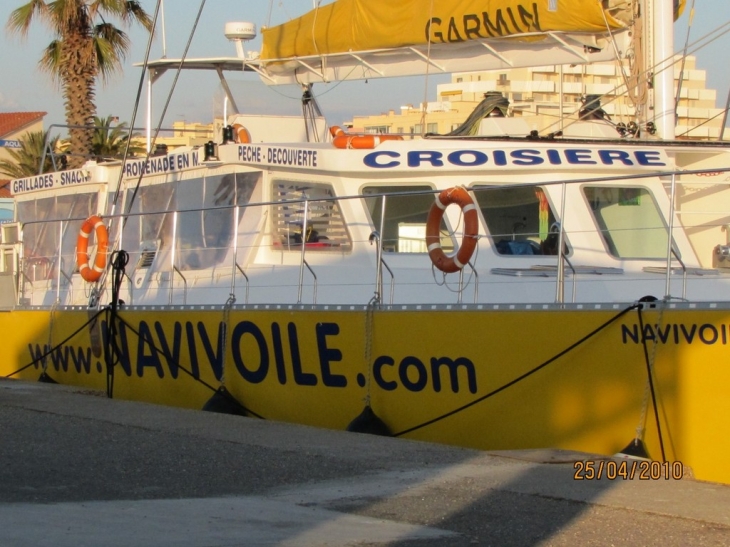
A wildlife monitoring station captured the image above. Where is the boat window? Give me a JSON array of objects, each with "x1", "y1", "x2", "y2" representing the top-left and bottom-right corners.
[
  {"x1": 362, "y1": 186, "x2": 453, "y2": 254},
  {"x1": 123, "y1": 171, "x2": 262, "y2": 271},
  {"x1": 272, "y1": 181, "x2": 351, "y2": 251},
  {"x1": 583, "y1": 186, "x2": 668, "y2": 259},
  {"x1": 472, "y1": 186, "x2": 564, "y2": 256},
  {"x1": 177, "y1": 172, "x2": 261, "y2": 270},
  {"x1": 123, "y1": 183, "x2": 174, "y2": 270},
  {"x1": 16, "y1": 193, "x2": 98, "y2": 282}
]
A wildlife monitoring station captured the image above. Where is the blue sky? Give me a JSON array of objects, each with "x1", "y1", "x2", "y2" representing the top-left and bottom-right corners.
[{"x1": 1, "y1": 0, "x2": 729, "y2": 131}]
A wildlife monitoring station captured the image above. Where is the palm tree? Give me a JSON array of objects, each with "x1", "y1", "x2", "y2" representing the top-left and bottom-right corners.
[
  {"x1": 92, "y1": 115, "x2": 144, "y2": 161},
  {"x1": 6, "y1": 1, "x2": 153, "y2": 169},
  {"x1": 0, "y1": 130, "x2": 62, "y2": 179}
]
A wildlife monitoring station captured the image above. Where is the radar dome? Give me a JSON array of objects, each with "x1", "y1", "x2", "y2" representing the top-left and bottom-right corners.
[{"x1": 224, "y1": 22, "x2": 256, "y2": 41}]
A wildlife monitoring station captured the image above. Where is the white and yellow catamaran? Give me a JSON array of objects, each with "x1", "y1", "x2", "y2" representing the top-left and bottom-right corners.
[{"x1": 4, "y1": 0, "x2": 730, "y2": 484}]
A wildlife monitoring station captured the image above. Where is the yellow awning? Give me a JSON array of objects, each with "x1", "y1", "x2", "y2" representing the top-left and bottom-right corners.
[{"x1": 261, "y1": 0, "x2": 638, "y2": 61}]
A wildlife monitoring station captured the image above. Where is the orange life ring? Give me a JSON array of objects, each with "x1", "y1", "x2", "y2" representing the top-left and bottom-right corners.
[
  {"x1": 233, "y1": 123, "x2": 251, "y2": 144},
  {"x1": 329, "y1": 126, "x2": 403, "y2": 149},
  {"x1": 76, "y1": 215, "x2": 109, "y2": 283},
  {"x1": 426, "y1": 187, "x2": 479, "y2": 273}
]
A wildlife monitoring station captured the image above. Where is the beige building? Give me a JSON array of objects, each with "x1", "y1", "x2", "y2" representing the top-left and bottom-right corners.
[
  {"x1": 348, "y1": 56, "x2": 724, "y2": 140},
  {"x1": 147, "y1": 121, "x2": 214, "y2": 152}
]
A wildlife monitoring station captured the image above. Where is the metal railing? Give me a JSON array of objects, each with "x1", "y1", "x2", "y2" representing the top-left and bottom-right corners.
[{"x1": 11, "y1": 174, "x2": 730, "y2": 308}]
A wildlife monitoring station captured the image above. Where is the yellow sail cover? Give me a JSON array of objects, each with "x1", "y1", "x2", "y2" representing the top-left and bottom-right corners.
[{"x1": 261, "y1": 0, "x2": 656, "y2": 61}]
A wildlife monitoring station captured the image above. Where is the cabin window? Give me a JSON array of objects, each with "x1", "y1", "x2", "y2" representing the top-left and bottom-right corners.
[
  {"x1": 176, "y1": 172, "x2": 261, "y2": 270},
  {"x1": 272, "y1": 181, "x2": 351, "y2": 251},
  {"x1": 583, "y1": 186, "x2": 669, "y2": 259},
  {"x1": 122, "y1": 171, "x2": 261, "y2": 271},
  {"x1": 123, "y1": 183, "x2": 174, "y2": 271},
  {"x1": 472, "y1": 186, "x2": 565, "y2": 256},
  {"x1": 365, "y1": 126, "x2": 390, "y2": 134},
  {"x1": 362, "y1": 186, "x2": 454, "y2": 254},
  {"x1": 16, "y1": 193, "x2": 98, "y2": 282}
]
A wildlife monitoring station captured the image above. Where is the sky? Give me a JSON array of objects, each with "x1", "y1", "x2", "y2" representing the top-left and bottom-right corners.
[{"x1": 1, "y1": 0, "x2": 729, "y2": 134}]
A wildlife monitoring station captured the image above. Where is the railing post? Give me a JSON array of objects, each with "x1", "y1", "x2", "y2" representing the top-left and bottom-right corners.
[
  {"x1": 56, "y1": 221, "x2": 63, "y2": 304},
  {"x1": 230, "y1": 205, "x2": 240, "y2": 298},
  {"x1": 665, "y1": 173, "x2": 677, "y2": 299},
  {"x1": 297, "y1": 200, "x2": 309, "y2": 304},
  {"x1": 555, "y1": 183, "x2": 567, "y2": 304},
  {"x1": 169, "y1": 211, "x2": 178, "y2": 304},
  {"x1": 375, "y1": 196, "x2": 386, "y2": 303}
]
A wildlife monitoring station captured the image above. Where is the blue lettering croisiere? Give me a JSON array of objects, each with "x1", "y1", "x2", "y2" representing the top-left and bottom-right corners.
[
  {"x1": 25, "y1": 318, "x2": 479, "y2": 395},
  {"x1": 363, "y1": 148, "x2": 668, "y2": 169}
]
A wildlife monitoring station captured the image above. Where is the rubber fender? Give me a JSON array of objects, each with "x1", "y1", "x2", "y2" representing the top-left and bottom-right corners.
[
  {"x1": 616, "y1": 438, "x2": 651, "y2": 460},
  {"x1": 201, "y1": 386, "x2": 248, "y2": 416},
  {"x1": 38, "y1": 371, "x2": 58, "y2": 384},
  {"x1": 346, "y1": 405, "x2": 391, "y2": 436}
]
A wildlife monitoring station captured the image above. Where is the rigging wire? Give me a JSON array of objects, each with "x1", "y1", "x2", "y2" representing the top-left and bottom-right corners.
[
  {"x1": 419, "y1": 0, "x2": 436, "y2": 138},
  {"x1": 123, "y1": 0, "x2": 210, "y2": 224},
  {"x1": 266, "y1": 0, "x2": 275, "y2": 27},
  {"x1": 110, "y1": 0, "x2": 161, "y2": 212},
  {"x1": 539, "y1": 18, "x2": 730, "y2": 139},
  {"x1": 675, "y1": 0, "x2": 697, "y2": 113},
  {"x1": 636, "y1": 303, "x2": 667, "y2": 463}
]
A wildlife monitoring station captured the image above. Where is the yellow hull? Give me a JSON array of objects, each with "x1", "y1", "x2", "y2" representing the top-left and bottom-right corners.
[{"x1": 2, "y1": 304, "x2": 728, "y2": 484}]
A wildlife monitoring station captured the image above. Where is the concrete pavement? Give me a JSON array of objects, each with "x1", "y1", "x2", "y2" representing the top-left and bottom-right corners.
[{"x1": 1, "y1": 378, "x2": 729, "y2": 546}]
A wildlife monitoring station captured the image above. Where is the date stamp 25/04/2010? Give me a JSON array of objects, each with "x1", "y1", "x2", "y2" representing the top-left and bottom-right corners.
[{"x1": 574, "y1": 460, "x2": 684, "y2": 480}]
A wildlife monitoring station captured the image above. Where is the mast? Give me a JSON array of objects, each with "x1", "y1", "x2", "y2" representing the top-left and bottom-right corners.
[{"x1": 648, "y1": 0, "x2": 676, "y2": 139}]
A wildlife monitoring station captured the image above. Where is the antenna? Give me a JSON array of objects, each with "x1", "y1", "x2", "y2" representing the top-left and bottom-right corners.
[
  {"x1": 161, "y1": 0, "x2": 167, "y2": 58},
  {"x1": 224, "y1": 22, "x2": 257, "y2": 59}
]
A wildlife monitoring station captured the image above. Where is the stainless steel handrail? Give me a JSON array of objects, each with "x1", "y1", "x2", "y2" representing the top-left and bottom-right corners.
[
  {"x1": 172, "y1": 265, "x2": 188, "y2": 305},
  {"x1": 235, "y1": 262, "x2": 249, "y2": 304},
  {"x1": 13, "y1": 172, "x2": 722, "y2": 308}
]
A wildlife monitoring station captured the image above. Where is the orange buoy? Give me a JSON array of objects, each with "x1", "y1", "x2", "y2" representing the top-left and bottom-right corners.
[
  {"x1": 233, "y1": 124, "x2": 251, "y2": 144},
  {"x1": 426, "y1": 187, "x2": 479, "y2": 273},
  {"x1": 329, "y1": 126, "x2": 403, "y2": 149},
  {"x1": 76, "y1": 215, "x2": 109, "y2": 283}
]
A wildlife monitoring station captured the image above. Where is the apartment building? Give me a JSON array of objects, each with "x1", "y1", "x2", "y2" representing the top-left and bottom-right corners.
[{"x1": 348, "y1": 56, "x2": 724, "y2": 140}]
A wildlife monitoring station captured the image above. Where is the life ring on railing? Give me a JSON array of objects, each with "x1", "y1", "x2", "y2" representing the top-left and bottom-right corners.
[
  {"x1": 426, "y1": 187, "x2": 479, "y2": 273},
  {"x1": 329, "y1": 126, "x2": 403, "y2": 149},
  {"x1": 76, "y1": 215, "x2": 108, "y2": 283},
  {"x1": 233, "y1": 123, "x2": 251, "y2": 144}
]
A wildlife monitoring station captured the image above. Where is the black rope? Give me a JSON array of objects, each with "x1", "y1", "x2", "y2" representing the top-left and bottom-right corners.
[
  {"x1": 111, "y1": 313, "x2": 265, "y2": 420},
  {"x1": 392, "y1": 303, "x2": 640, "y2": 437},
  {"x1": 636, "y1": 303, "x2": 667, "y2": 463},
  {"x1": 104, "y1": 250, "x2": 129, "y2": 398},
  {"x1": 2, "y1": 309, "x2": 105, "y2": 379}
]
